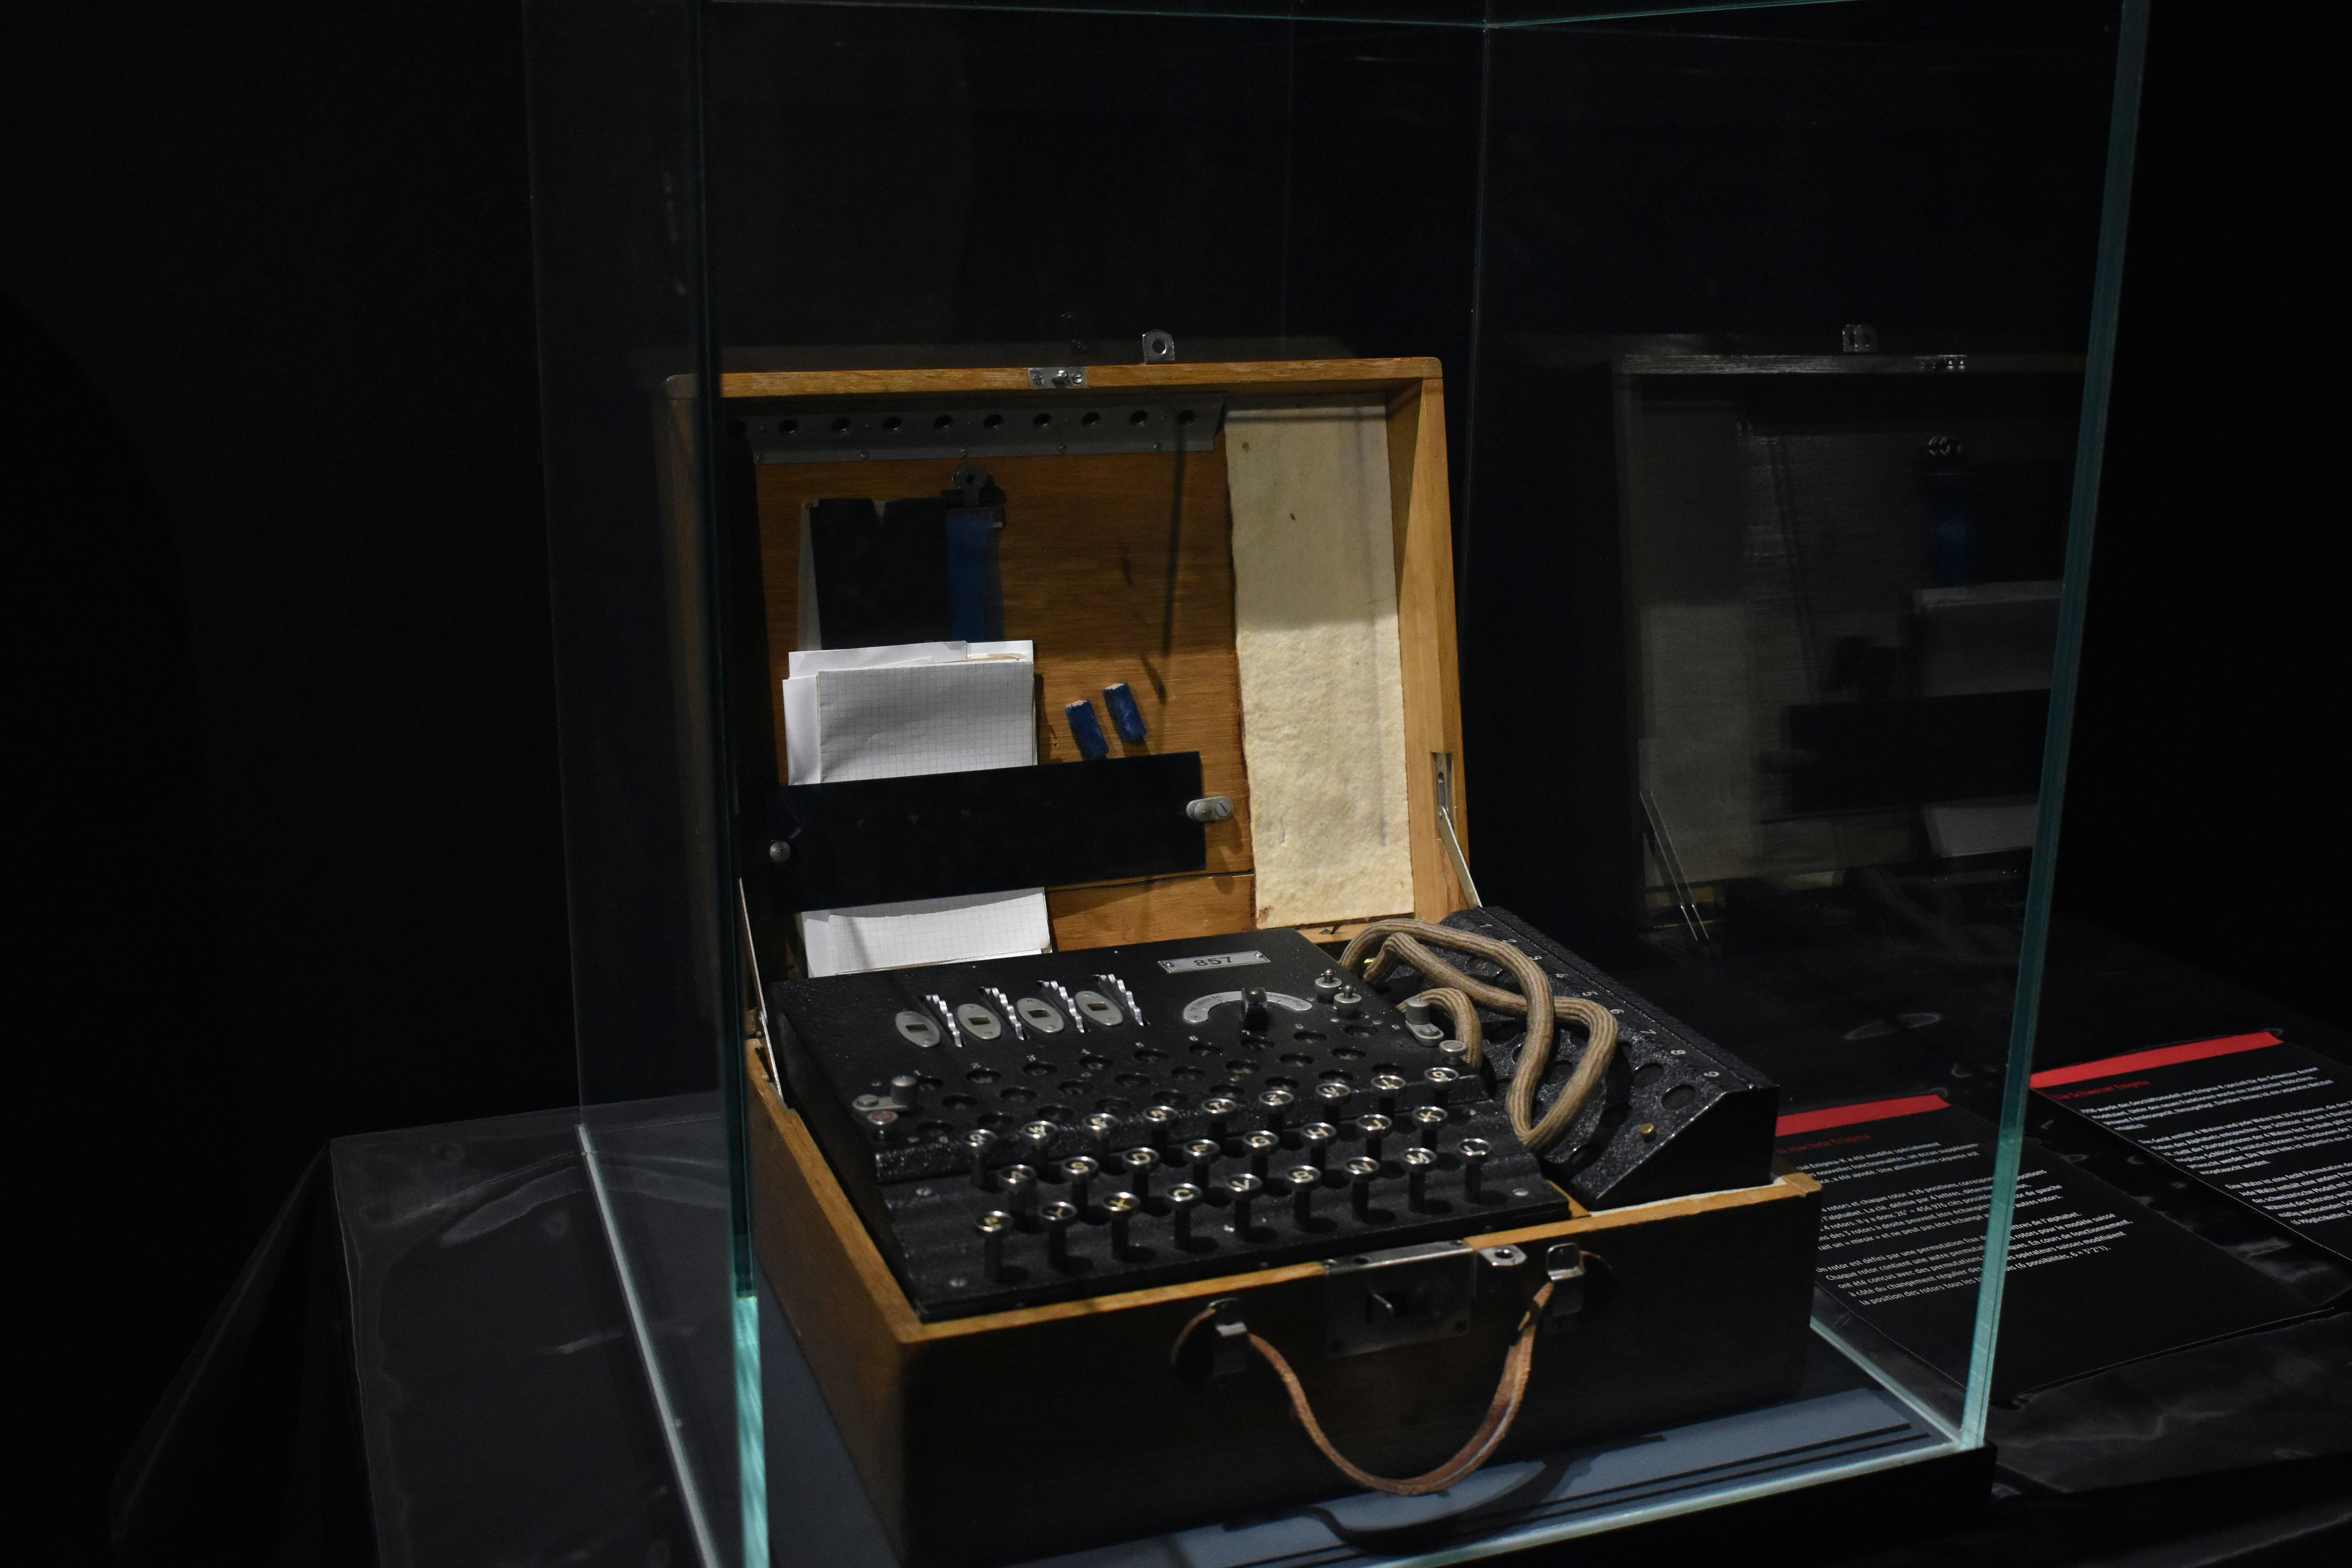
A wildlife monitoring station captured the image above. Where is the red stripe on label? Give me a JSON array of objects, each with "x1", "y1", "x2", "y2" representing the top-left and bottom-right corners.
[
  {"x1": 2029, "y1": 1032, "x2": 2280, "y2": 1089},
  {"x1": 1774, "y1": 1094, "x2": 1949, "y2": 1138}
]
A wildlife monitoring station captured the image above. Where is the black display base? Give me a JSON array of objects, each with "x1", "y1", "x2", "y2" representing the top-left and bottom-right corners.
[{"x1": 108, "y1": 1093, "x2": 2352, "y2": 1567}]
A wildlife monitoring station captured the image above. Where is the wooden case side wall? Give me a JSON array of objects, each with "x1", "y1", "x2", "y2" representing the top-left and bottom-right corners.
[
  {"x1": 1385, "y1": 378, "x2": 1470, "y2": 921},
  {"x1": 745, "y1": 1047, "x2": 917, "y2": 1542}
]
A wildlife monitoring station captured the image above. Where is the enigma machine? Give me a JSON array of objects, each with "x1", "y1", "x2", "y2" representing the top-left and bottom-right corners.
[
  {"x1": 732, "y1": 357, "x2": 1821, "y2": 1566},
  {"x1": 771, "y1": 911, "x2": 1779, "y2": 1320}
]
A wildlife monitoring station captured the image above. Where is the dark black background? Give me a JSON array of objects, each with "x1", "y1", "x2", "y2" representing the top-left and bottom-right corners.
[{"x1": 2, "y1": 3, "x2": 2338, "y2": 1561}]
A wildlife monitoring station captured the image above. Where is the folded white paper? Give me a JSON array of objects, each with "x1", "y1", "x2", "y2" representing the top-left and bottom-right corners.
[
  {"x1": 800, "y1": 889, "x2": 1053, "y2": 978},
  {"x1": 782, "y1": 639, "x2": 1048, "y2": 975},
  {"x1": 815, "y1": 658, "x2": 1034, "y2": 783},
  {"x1": 781, "y1": 640, "x2": 1033, "y2": 785}
]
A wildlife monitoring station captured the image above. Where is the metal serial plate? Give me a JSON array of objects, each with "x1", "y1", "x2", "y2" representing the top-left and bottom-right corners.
[{"x1": 1158, "y1": 950, "x2": 1269, "y2": 974}]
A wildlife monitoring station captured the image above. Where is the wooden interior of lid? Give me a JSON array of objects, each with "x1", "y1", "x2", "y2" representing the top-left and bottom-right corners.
[{"x1": 724, "y1": 359, "x2": 1469, "y2": 949}]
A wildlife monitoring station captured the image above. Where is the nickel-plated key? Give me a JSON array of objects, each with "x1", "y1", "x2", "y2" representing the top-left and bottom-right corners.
[
  {"x1": 1062, "y1": 1155, "x2": 1099, "y2": 1212},
  {"x1": 1122, "y1": 1145, "x2": 1160, "y2": 1202},
  {"x1": 1169, "y1": 1182, "x2": 1203, "y2": 1247},
  {"x1": 1403, "y1": 1147, "x2": 1437, "y2": 1211},
  {"x1": 1289, "y1": 1166, "x2": 1323, "y2": 1230},
  {"x1": 1103, "y1": 1191, "x2": 1142, "y2": 1260},
  {"x1": 1226, "y1": 1173, "x2": 1263, "y2": 1236},
  {"x1": 977, "y1": 1210, "x2": 1011, "y2": 1281},
  {"x1": 1460, "y1": 1138, "x2": 1492, "y2": 1202},
  {"x1": 1042, "y1": 1201, "x2": 1078, "y2": 1270}
]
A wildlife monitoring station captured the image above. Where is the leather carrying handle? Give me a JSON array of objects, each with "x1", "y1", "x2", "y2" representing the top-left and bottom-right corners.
[{"x1": 1172, "y1": 1279, "x2": 1557, "y2": 1497}]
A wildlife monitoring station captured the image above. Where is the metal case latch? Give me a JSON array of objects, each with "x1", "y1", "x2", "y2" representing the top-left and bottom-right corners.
[{"x1": 1323, "y1": 1240, "x2": 1483, "y2": 1357}]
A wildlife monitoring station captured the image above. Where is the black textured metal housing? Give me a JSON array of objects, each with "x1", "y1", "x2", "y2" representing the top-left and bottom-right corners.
[
  {"x1": 768, "y1": 928, "x2": 1567, "y2": 1319},
  {"x1": 1367, "y1": 909, "x2": 1780, "y2": 1208}
]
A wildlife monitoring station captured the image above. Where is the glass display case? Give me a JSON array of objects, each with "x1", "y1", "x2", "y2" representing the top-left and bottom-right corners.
[{"x1": 517, "y1": 4, "x2": 2279, "y2": 1565}]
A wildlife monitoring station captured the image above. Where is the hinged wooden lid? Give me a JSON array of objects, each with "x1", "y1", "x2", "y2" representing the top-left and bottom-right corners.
[{"x1": 724, "y1": 359, "x2": 1469, "y2": 951}]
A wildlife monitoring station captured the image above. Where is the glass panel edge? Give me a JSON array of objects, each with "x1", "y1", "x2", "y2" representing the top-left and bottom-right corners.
[{"x1": 1960, "y1": 0, "x2": 2151, "y2": 1449}]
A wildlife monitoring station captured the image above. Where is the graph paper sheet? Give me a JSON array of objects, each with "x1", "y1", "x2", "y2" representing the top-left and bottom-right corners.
[{"x1": 783, "y1": 639, "x2": 1047, "y2": 975}]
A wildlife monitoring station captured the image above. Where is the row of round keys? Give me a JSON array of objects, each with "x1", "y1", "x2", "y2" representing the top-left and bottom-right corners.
[
  {"x1": 965, "y1": 1109, "x2": 1488, "y2": 1207},
  {"x1": 860, "y1": 1065, "x2": 1475, "y2": 1146},
  {"x1": 963, "y1": 1140, "x2": 1501, "y2": 1280}
]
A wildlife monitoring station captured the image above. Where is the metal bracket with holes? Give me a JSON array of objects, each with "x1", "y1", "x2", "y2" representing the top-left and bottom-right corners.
[{"x1": 740, "y1": 397, "x2": 1221, "y2": 465}]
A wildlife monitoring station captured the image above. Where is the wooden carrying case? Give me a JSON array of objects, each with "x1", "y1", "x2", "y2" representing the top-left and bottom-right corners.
[{"x1": 733, "y1": 359, "x2": 1820, "y2": 1566}]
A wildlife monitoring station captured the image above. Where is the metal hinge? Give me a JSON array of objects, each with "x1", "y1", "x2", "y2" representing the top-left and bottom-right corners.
[
  {"x1": 1027, "y1": 365, "x2": 1087, "y2": 388},
  {"x1": 1433, "y1": 753, "x2": 1481, "y2": 907}
]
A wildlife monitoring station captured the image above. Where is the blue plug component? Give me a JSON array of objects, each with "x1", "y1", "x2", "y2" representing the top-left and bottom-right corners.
[
  {"x1": 1064, "y1": 699, "x2": 1111, "y2": 760},
  {"x1": 1102, "y1": 682, "x2": 1148, "y2": 743}
]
